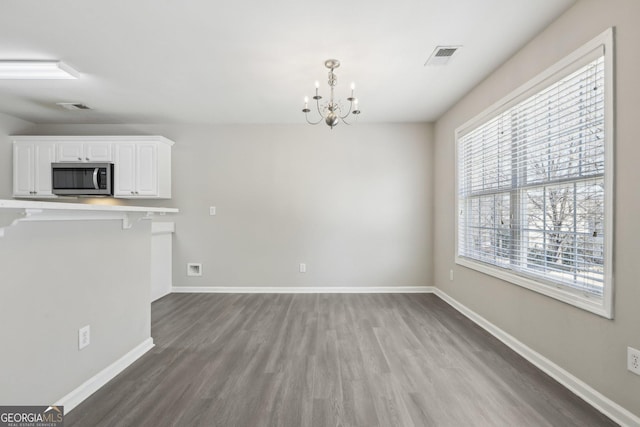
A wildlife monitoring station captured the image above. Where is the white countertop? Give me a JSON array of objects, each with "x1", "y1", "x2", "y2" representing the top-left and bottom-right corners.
[
  {"x1": 0, "y1": 199, "x2": 178, "y2": 235},
  {"x1": 0, "y1": 199, "x2": 178, "y2": 214}
]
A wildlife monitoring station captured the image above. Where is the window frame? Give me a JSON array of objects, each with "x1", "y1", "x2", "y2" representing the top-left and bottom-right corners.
[{"x1": 454, "y1": 28, "x2": 614, "y2": 319}]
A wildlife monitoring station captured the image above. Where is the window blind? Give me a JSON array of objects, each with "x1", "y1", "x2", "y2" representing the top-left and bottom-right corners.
[{"x1": 457, "y1": 53, "x2": 606, "y2": 297}]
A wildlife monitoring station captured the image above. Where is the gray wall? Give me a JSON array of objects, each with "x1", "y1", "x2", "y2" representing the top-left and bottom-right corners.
[
  {"x1": 433, "y1": 0, "x2": 640, "y2": 417},
  {"x1": 0, "y1": 219, "x2": 152, "y2": 404},
  {"x1": 27, "y1": 123, "x2": 435, "y2": 289}
]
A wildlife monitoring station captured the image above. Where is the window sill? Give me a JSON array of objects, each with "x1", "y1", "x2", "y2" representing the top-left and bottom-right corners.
[{"x1": 455, "y1": 256, "x2": 612, "y2": 319}]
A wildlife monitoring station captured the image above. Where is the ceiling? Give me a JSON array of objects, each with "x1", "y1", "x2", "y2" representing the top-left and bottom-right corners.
[{"x1": 0, "y1": 0, "x2": 575, "y2": 125}]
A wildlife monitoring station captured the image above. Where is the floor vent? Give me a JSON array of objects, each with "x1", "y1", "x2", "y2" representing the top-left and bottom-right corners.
[{"x1": 425, "y1": 46, "x2": 461, "y2": 66}]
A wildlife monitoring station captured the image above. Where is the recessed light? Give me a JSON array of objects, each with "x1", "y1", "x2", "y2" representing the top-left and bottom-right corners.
[{"x1": 0, "y1": 61, "x2": 79, "y2": 79}]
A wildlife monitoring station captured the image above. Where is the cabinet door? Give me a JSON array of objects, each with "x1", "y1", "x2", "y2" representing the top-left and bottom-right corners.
[
  {"x1": 85, "y1": 143, "x2": 112, "y2": 162},
  {"x1": 114, "y1": 143, "x2": 137, "y2": 196},
  {"x1": 13, "y1": 143, "x2": 34, "y2": 196},
  {"x1": 57, "y1": 143, "x2": 84, "y2": 162},
  {"x1": 33, "y1": 143, "x2": 56, "y2": 196},
  {"x1": 135, "y1": 143, "x2": 158, "y2": 196}
]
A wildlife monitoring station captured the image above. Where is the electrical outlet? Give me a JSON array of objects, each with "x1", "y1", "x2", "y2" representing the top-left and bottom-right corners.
[
  {"x1": 299, "y1": 263, "x2": 306, "y2": 273},
  {"x1": 209, "y1": 206, "x2": 216, "y2": 216},
  {"x1": 79, "y1": 325, "x2": 90, "y2": 350},
  {"x1": 628, "y1": 347, "x2": 640, "y2": 375}
]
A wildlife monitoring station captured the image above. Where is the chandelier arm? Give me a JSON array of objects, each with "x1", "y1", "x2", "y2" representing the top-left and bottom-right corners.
[
  {"x1": 340, "y1": 109, "x2": 361, "y2": 125},
  {"x1": 340, "y1": 112, "x2": 359, "y2": 125},
  {"x1": 315, "y1": 97, "x2": 326, "y2": 118},
  {"x1": 305, "y1": 113, "x2": 323, "y2": 125},
  {"x1": 339, "y1": 100, "x2": 354, "y2": 120}
]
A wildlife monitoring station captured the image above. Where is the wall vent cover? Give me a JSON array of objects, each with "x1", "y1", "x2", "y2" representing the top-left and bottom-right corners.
[
  {"x1": 56, "y1": 102, "x2": 91, "y2": 110},
  {"x1": 425, "y1": 46, "x2": 461, "y2": 66}
]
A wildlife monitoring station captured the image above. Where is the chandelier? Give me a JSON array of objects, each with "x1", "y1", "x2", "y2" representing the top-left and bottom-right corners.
[{"x1": 302, "y1": 59, "x2": 360, "y2": 129}]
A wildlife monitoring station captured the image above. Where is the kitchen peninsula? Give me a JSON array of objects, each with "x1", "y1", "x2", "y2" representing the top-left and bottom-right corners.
[{"x1": 0, "y1": 198, "x2": 177, "y2": 409}]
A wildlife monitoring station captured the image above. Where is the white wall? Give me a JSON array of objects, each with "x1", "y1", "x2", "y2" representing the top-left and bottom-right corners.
[
  {"x1": 0, "y1": 219, "x2": 152, "y2": 404},
  {"x1": 27, "y1": 123, "x2": 435, "y2": 289},
  {"x1": 434, "y1": 0, "x2": 640, "y2": 418}
]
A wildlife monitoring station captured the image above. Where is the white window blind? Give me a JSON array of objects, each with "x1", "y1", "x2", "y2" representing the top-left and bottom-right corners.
[{"x1": 456, "y1": 29, "x2": 613, "y2": 318}]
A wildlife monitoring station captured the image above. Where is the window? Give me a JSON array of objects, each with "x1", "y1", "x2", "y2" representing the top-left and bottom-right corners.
[{"x1": 455, "y1": 29, "x2": 614, "y2": 318}]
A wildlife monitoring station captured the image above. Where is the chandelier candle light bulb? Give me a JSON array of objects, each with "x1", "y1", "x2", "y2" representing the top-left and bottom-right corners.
[{"x1": 302, "y1": 59, "x2": 361, "y2": 129}]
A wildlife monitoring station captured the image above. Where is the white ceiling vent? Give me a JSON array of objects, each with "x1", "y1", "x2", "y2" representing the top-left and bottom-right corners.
[
  {"x1": 56, "y1": 102, "x2": 92, "y2": 111},
  {"x1": 425, "y1": 46, "x2": 461, "y2": 66}
]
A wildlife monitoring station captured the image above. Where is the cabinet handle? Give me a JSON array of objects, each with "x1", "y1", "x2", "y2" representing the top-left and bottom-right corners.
[
  {"x1": 131, "y1": 191, "x2": 135, "y2": 195},
  {"x1": 86, "y1": 157, "x2": 90, "y2": 161},
  {"x1": 77, "y1": 157, "x2": 82, "y2": 161}
]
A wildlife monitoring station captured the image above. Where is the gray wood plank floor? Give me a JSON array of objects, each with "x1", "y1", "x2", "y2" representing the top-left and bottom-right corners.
[{"x1": 66, "y1": 293, "x2": 617, "y2": 427}]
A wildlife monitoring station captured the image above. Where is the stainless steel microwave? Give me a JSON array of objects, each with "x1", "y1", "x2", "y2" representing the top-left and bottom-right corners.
[{"x1": 51, "y1": 162, "x2": 114, "y2": 196}]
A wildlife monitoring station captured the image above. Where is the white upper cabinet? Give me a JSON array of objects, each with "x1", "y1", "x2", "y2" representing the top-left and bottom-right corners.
[
  {"x1": 12, "y1": 136, "x2": 174, "y2": 200},
  {"x1": 113, "y1": 138, "x2": 172, "y2": 199},
  {"x1": 85, "y1": 143, "x2": 112, "y2": 162},
  {"x1": 114, "y1": 143, "x2": 136, "y2": 196},
  {"x1": 135, "y1": 143, "x2": 159, "y2": 196},
  {"x1": 57, "y1": 142, "x2": 112, "y2": 162},
  {"x1": 13, "y1": 141, "x2": 56, "y2": 198}
]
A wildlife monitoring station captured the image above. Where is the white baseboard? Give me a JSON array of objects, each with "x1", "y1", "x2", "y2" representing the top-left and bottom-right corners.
[
  {"x1": 171, "y1": 286, "x2": 435, "y2": 294},
  {"x1": 56, "y1": 338, "x2": 154, "y2": 413},
  {"x1": 432, "y1": 288, "x2": 640, "y2": 427},
  {"x1": 151, "y1": 289, "x2": 171, "y2": 302}
]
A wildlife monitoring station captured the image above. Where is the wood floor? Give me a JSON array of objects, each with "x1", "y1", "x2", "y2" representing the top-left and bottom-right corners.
[{"x1": 66, "y1": 293, "x2": 616, "y2": 427}]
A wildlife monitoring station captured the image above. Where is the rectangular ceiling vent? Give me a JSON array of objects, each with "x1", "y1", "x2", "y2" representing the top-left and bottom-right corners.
[
  {"x1": 56, "y1": 102, "x2": 91, "y2": 111},
  {"x1": 425, "y1": 46, "x2": 461, "y2": 66}
]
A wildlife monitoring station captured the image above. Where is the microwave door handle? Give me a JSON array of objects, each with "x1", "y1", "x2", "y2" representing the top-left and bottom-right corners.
[{"x1": 93, "y1": 168, "x2": 100, "y2": 190}]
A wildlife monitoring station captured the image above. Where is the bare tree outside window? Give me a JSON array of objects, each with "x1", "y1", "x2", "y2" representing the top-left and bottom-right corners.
[{"x1": 458, "y1": 56, "x2": 606, "y2": 296}]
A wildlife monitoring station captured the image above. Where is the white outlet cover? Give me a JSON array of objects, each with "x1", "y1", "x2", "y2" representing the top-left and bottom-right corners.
[
  {"x1": 299, "y1": 263, "x2": 306, "y2": 273},
  {"x1": 79, "y1": 325, "x2": 90, "y2": 350},
  {"x1": 209, "y1": 206, "x2": 216, "y2": 216},
  {"x1": 628, "y1": 347, "x2": 640, "y2": 375}
]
